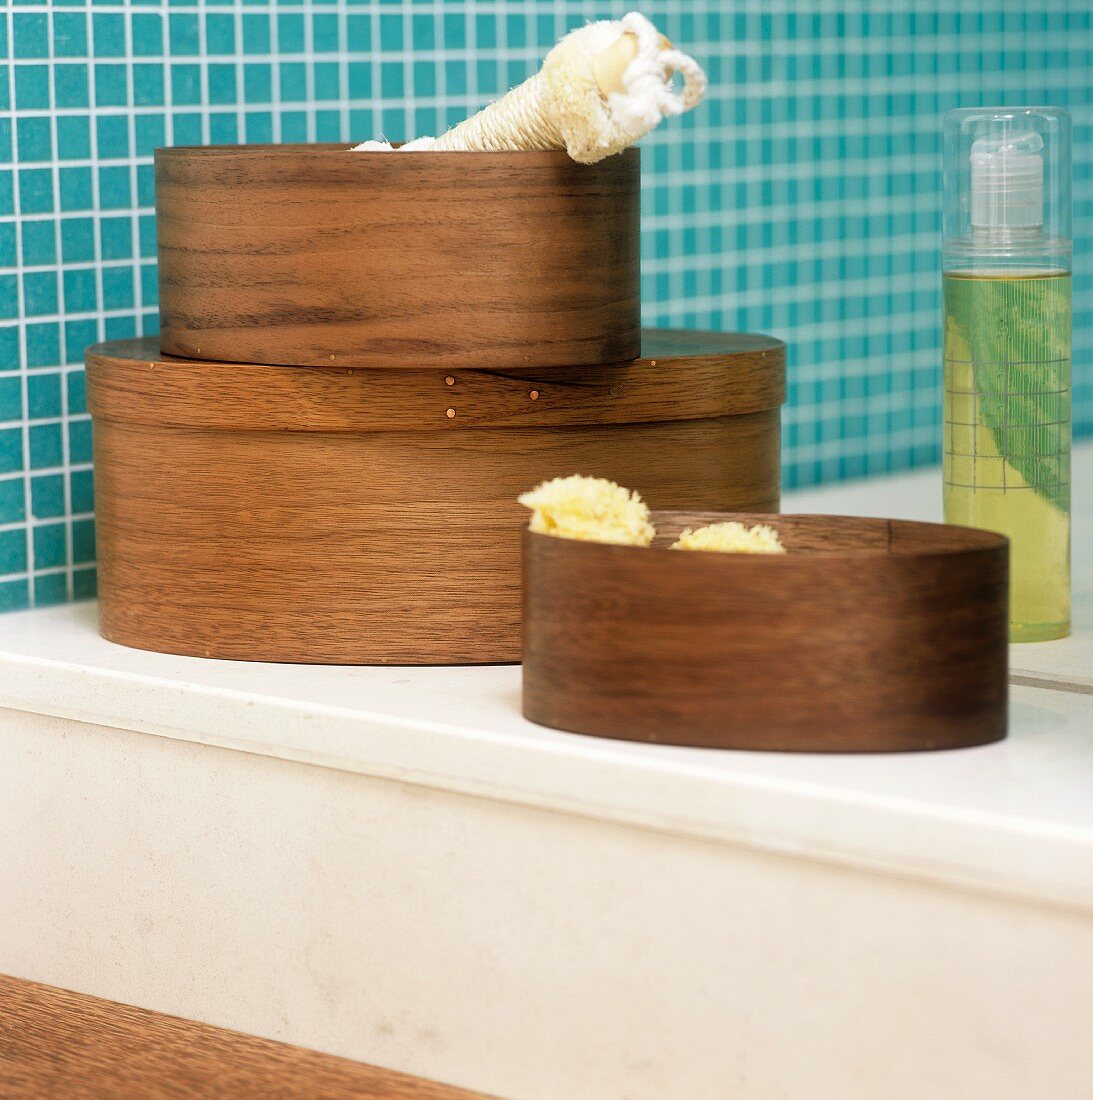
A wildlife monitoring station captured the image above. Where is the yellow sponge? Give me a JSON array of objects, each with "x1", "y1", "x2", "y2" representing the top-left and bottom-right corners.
[
  {"x1": 671, "y1": 521, "x2": 785, "y2": 554},
  {"x1": 518, "y1": 475, "x2": 655, "y2": 547}
]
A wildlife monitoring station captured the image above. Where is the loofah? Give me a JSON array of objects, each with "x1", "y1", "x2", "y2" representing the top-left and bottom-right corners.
[
  {"x1": 518, "y1": 475, "x2": 655, "y2": 546},
  {"x1": 671, "y1": 522, "x2": 786, "y2": 554},
  {"x1": 352, "y1": 12, "x2": 705, "y2": 164}
]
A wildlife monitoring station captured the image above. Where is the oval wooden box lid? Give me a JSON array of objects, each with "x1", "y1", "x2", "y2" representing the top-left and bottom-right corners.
[
  {"x1": 155, "y1": 143, "x2": 640, "y2": 371},
  {"x1": 522, "y1": 513, "x2": 1009, "y2": 753},
  {"x1": 85, "y1": 329, "x2": 786, "y2": 432}
]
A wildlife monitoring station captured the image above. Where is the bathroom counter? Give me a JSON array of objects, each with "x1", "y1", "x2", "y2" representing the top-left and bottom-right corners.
[{"x1": 2, "y1": 443, "x2": 1091, "y2": 1100}]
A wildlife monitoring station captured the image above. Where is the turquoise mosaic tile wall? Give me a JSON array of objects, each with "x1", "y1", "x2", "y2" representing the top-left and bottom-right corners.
[{"x1": 1, "y1": 1, "x2": 1091, "y2": 611}]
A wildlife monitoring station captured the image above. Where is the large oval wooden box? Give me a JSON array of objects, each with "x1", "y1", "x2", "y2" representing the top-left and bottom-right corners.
[
  {"x1": 523, "y1": 513, "x2": 1009, "y2": 751},
  {"x1": 156, "y1": 144, "x2": 639, "y2": 371},
  {"x1": 86, "y1": 330, "x2": 784, "y2": 664}
]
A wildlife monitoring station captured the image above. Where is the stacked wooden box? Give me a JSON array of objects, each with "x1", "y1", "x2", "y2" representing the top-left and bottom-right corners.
[{"x1": 86, "y1": 145, "x2": 785, "y2": 664}]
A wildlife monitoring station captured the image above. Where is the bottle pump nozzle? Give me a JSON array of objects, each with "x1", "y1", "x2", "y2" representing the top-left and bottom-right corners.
[{"x1": 970, "y1": 131, "x2": 1044, "y2": 230}]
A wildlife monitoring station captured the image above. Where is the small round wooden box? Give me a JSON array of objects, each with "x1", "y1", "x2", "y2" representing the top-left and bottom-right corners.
[
  {"x1": 86, "y1": 331, "x2": 784, "y2": 665},
  {"x1": 522, "y1": 512, "x2": 1009, "y2": 752},
  {"x1": 155, "y1": 144, "x2": 640, "y2": 371}
]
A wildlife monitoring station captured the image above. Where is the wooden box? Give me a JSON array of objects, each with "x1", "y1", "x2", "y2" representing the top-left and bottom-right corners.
[
  {"x1": 155, "y1": 144, "x2": 640, "y2": 371},
  {"x1": 522, "y1": 512, "x2": 1009, "y2": 751},
  {"x1": 86, "y1": 330, "x2": 784, "y2": 665}
]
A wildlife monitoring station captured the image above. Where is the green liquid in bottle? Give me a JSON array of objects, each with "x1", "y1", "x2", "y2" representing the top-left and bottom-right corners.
[{"x1": 943, "y1": 270, "x2": 1071, "y2": 641}]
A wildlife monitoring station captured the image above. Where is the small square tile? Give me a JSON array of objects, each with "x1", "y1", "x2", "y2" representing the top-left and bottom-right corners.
[
  {"x1": 52, "y1": 12, "x2": 89, "y2": 57},
  {"x1": 97, "y1": 166, "x2": 132, "y2": 209},
  {"x1": 21, "y1": 219, "x2": 56, "y2": 266},
  {"x1": 59, "y1": 167, "x2": 94, "y2": 212},
  {"x1": 22, "y1": 272, "x2": 58, "y2": 316},
  {"x1": 207, "y1": 64, "x2": 237, "y2": 104},
  {"x1": 73, "y1": 567, "x2": 97, "y2": 601},
  {"x1": 314, "y1": 12, "x2": 342, "y2": 51},
  {"x1": 70, "y1": 468, "x2": 95, "y2": 514},
  {"x1": 33, "y1": 523, "x2": 67, "y2": 569},
  {"x1": 243, "y1": 14, "x2": 271, "y2": 53},
  {"x1": 244, "y1": 112, "x2": 273, "y2": 145},
  {"x1": 27, "y1": 373, "x2": 62, "y2": 420},
  {"x1": 207, "y1": 114, "x2": 238, "y2": 145},
  {"x1": 169, "y1": 13, "x2": 200, "y2": 55},
  {"x1": 19, "y1": 169, "x2": 55, "y2": 215},
  {"x1": 171, "y1": 64, "x2": 202, "y2": 106},
  {"x1": 315, "y1": 111, "x2": 341, "y2": 142},
  {"x1": 0, "y1": 377, "x2": 21, "y2": 422},
  {"x1": 412, "y1": 15, "x2": 434, "y2": 50},
  {"x1": 103, "y1": 315, "x2": 136, "y2": 342},
  {"x1": 54, "y1": 63, "x2": 90, "y2": 109},
  {"x1": 280, "y1": 112, "x2": 308, "y2": 143},
  {"x1": 31, "y1": 472, "x2": 65, "y2": 518},
  {"x1": 61, "y1": 219, "x2": 96, "y2": 263},
  {"x1": 278, "y1": 13, "x2": 307, "y2": 52},
  {"x1": 65, "y1": 321, "x2": 99, "y2": 366},
  {"x1": 0, "y1": 428, "x2": 24, "y2": 471},
  {"x1": 135, "y1": 115, "x2": 166, "y2": 156},
  {"x1": 34, "y1": 572, "x2": 69, "y2": 607},
  {"x1": 315, "y1": 62, "x2": 341, "y2": 101},
  {"x1": 205, "y1": 12, "x2": 235, "y2": 53},
  {"x1": 57, "y1": 116, "x2": 92, "y2": 159},
  {"x1": 280, "y1": 63, "x2": 307, "y2": 102},
  {"x1": 96, "y1": 115, "x2": 130, "y2": 159},
  {"x1": 0, "y1": 579, "x2": 30, "y2": 612},
  {"x1": 0, "y1": 477, "x2": 25, "y2": 525},
  {"x1": 24, "y1": 311, "x2": 59, "y2": 364},
  {"x1": 134, "y1": 65, "x2": 165, "y2": 106},
  {"x1": 69, "y1": 419, "x2": 93, "y2": 464},
  {"x1": 72, "y1": 517, "x2": 96, "y2": 564},
  {"x1": 95, "y1": 64, "x2": 129, "y2": 107},
  {"x1": 0, "y1": 278, "x2": 16, "y2": 321},
  {"x1": 131, "y1": 13, "x2": 165, "y2": 56},
  {"x1": 93, "y1": 12, "x2": 127, "y2": 56},
  {"x1": 66, "y1": 367, "x2": 88, "y2": 413},
  {"x1": 0, "y1": 328, "x2": 19, "y2": 371},
  {"x1": 0, "y1": 528, "x2": 28, "y2": 574},
  {"x1": 15, "y1": 65, "x2": 51, "y2": 110},
  {"x1": 63, "y1": 269, "x2": 97, "y2": 314},
  {"x1": 102, "y1": 267, "x2": 135, "y2": 310},
  {"x1": 100, "y1": 218, "x2": 133, "y2": 261},
  {"x1": 29, "y1": 423, "x2": 63, "y2": 469},
  {"x1": 17, "y1": 117, "x2": 53, "y2": 162},
  {"x1": 380, "y1": 62, "x2": 403, "y2": 99}
]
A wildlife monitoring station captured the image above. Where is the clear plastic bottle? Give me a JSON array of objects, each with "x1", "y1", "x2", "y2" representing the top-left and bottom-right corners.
[{"x1": 942, "y1": 107, "x2": 1071, "y2": 642}]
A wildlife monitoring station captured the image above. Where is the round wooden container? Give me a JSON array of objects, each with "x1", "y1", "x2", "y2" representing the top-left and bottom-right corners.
[
  {"x1": 85, "y1": 330, "x2": 784, "y2": 665},
  {"x1": 155, "y1": 144, "x2": 640, "y2": 371},
  {"x1": 523, "y1": 512, "x2": 1009, "y2": 751}
]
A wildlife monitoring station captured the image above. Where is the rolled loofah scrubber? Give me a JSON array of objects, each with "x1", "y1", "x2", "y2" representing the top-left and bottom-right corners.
[{"x1": 352, "y1": 12, "x2": 705, "y2": 164}]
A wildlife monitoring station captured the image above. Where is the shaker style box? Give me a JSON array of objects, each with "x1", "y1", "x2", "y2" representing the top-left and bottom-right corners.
[
  {"x1": 155, "y1": 144, "x2": 641, "y2": 371},
  {"x1": 88, "y1": 143, "x2": 785, "y2": 664},
  {"x1": 523, "y1": 512, "x2": 1009, "y2": 752},
  {"x1": 86, "y1": 331, "x2": 784, "y2": 664}
]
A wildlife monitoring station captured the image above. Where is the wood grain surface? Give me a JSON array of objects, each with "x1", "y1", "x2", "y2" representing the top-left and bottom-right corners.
[
  {"x1": 0, "y1": 974, "x2": 490, "y2": 1099},
  {"x1": 522, "y1": 512, "x2": 1009, "y2": 752},
  {"x1": 85, "y1": 331, "x2": 783, "y2": 665},
  {"x1": 156, "y1": 144, "x2": 640, "y2": 371},
  {"x1": 87, "y1": 331, "x2": 784, "y2": 431}
]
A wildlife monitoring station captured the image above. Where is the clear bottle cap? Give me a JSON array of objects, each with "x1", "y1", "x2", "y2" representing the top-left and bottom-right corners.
[{"x1": 944, "y1": 107, "x2": 1070, "y2": 258}]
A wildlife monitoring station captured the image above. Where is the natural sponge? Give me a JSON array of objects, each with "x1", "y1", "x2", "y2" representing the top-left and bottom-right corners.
[
  {"x1": 671, "y1": 521, "x2": 785, "y2": 554},
  {"x1": 518, "y1": 475, "x2": 655, "y2": 546}
]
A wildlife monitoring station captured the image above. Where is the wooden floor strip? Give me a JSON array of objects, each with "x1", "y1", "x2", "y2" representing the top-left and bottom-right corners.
[{"x1": 0, "y1": 974, "x2": 492, "y2": 1099}]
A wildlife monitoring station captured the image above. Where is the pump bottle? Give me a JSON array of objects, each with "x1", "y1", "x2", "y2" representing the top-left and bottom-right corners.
[{"x1": 942, "y1": 107, "x2": 1072, "y2": 642}]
